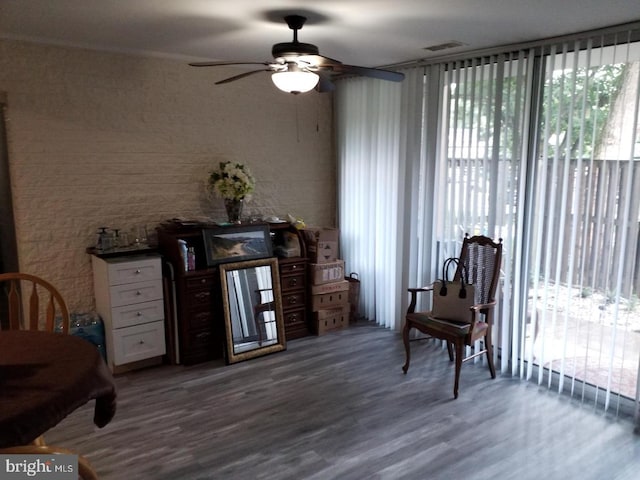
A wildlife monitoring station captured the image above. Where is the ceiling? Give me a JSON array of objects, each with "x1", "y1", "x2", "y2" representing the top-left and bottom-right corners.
[{"x1": 2, "y1": 0, "x2": 640, "y2": 69}]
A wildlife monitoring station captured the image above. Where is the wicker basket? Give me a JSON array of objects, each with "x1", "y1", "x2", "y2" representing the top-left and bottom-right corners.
[{"x1": 345, "y1": 272, "x2": 361, "y2": 322}]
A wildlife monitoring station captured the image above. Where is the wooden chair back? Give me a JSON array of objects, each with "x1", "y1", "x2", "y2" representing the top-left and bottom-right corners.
[
  {"x1": 0, "y1": 273, "x2": 69, "y2": 333},
  {"x1": 453, "y1": 234, "x2": 502, "y2": 313}
]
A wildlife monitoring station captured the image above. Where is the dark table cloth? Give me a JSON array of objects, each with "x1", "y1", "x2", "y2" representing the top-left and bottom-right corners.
[{"x1": 0, "y1": 330, "x2": 117, "y2": 448}]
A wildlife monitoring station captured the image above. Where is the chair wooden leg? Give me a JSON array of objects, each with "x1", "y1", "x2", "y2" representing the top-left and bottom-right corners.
[
  {"x1": 453, "y1": 341, "x2": 464, "y2": 399},
  {"x1": 446, "y1": 341, "x2": 454, "y2": 361},
  {"x1": 485, "y1": 335, "x2": 496, "y2": 378},
  {"x1": 78, "y1": 455, "x2": 99, "y2": 480},
  {"x1": 30, "y1": 435, "x2": 46, "y2": 446},
  {"x1": 402, "y1": 320, "x2": 411, "y2": 374}
]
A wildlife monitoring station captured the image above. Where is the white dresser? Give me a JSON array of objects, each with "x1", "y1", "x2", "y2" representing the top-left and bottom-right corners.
[{"x1": 92, "y1": 254, "x2": 166, "y2": 372}]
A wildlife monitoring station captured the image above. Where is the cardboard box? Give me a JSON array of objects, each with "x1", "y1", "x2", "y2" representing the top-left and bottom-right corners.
[
  {"x1": 314, "y1": 306, "x2": 350, "y2": 335},
  {"x1": 311, "y1": 289, "x2": 349, "y2": 311},
  {"x1": 303, "y1": 227, "x2": 339, "y2": 263},
  {"x1": 310, "y1": 279, "x2": 349, "y2": 295},
  {"x1": 309, "y1": 260, "x2": 345, "y2": 285}
]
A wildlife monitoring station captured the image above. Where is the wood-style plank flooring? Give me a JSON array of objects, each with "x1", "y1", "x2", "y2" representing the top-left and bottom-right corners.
[{"x1": 46, "y1": 322, "x2": 640, "y2": 479}]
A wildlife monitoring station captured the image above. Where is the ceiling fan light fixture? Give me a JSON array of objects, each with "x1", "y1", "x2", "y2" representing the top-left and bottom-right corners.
[
  {"x1": 190, "y1": 15, "x2": 405, "y2": 90},
  {"x1": 271, "y1": 70, "x2": 319, "y2": 94}
]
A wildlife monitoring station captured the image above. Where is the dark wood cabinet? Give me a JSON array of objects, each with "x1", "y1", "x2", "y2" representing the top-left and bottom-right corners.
[
  {"x1": 157, "y1": 220, "x2": 311, "y2": 365},
  {"x1": 178, "y1": 272, "x2": 221, "y2": 364},
  {"x1": 278, "y1": 257, "x2": 310, "y2": 340},
  {"x1": 268, "y1": 222, "x2": 311, "y2": 341},
  {"x1": 157, "y1": 223, "x2": 224, "y2": 365}
]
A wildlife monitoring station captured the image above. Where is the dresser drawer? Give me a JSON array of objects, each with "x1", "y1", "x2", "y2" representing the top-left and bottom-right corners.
[
  {"x1": 112, "y1": 299, "x2": 164, "y2": 329},
  {"x1": 280, "y1": 271, "x2": 305, "y2": 291},
  {"x1": 186, "y1": 327, "x2": 216, "y2": 350},
  {"x1": 111, "y1": 320, "x2": 166, "y2": 365},
  {"x1": 279, "y1": 261, "x2": 306, "y2": 275},
  {"x1": 283, "y1": 308, "x2": 307, "y2": 327},
  {"x1": 107, "y1": 257, "x2": 161, "y2": 286},
  {"x1": 187, "y1": 310, "x2": 213, "y2": 330},
  {"x1": 186, "y1": 276, "x2": 215, "y2": 289},
  {"x1": 282, "y1": 291, "x2": 305, "y2": 309},
  {"x1": 109, "y1": 279, "x2": 163, "y2": 307},
  {"x1": 185, "y1": 287, "x2": 213, "y2": 309}
]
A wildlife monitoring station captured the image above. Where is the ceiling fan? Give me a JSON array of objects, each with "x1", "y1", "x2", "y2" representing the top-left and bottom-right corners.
[{"x1": 189, "y1": 15, "x2": 405, "y2": 94}]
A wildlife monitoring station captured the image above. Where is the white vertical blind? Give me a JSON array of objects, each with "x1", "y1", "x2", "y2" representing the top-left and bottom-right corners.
[
  {"x1": 433, "y1": 52, "x2": 532, "y2": 369},
  {"x1": 524, "y1": 34, "x2": 640, "y2": 416},
  {"x1": 335, "y1": 67, "x2": 425, "y2": 329}
]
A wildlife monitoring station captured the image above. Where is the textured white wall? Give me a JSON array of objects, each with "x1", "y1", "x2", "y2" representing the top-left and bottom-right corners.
[{"x1": 0, "y1": 39, "x2": 336, "y2": 311}]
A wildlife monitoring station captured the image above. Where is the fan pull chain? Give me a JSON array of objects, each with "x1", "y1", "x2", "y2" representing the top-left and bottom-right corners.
[
  {"x1": 295, "y1": 97, "x2": 301, "y2": 143},
  {"x1": 316, "y1": 93, "x2": 320, "y2": 132}
]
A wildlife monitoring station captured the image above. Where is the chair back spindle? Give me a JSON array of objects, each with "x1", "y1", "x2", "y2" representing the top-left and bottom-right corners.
[{"x1": 0, "y1": 273, "x2": 69, "y2": 333}]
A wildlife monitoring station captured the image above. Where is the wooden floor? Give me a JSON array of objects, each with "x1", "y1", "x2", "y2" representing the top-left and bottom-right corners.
[{"x1": 46, "y1": 322, "x2": 640, "y2": 480}]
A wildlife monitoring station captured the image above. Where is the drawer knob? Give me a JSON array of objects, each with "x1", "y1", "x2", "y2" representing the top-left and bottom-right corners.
[
  {"x1": 290, "y1": 278, "x2": 298, "y2": 286},
  {"x1": 288, "y1": 296, "x2": 297, "y2": 304},
  {"x1": 136, "y1": 291, "x2": 142, "y2": 296},
  {"x1": 138, "y1": 340, "x2": 145, "y2": 344},
  {"x1": 292, "y1": 265, "x2": 297, "y2": 270},
  {"x1": 201, "y1": 278, "x2": 206, "y2": 284},
  {"x1": 136, "y1": 312, "x2": 142, "y2": 317},
  {"x1": 135, "y1": 269, "x2": 141, "y2": 274}
]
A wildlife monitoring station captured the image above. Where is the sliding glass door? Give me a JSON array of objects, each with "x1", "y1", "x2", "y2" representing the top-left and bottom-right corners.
[
  {"x1": 434, "y1": 35, "x2": 640, "y2": 408},
  {"x1": 433, "y1": 52, "x2": 532, "y2": 373},
  {"x1": 336, "y1": 24, "x2": 640, "y2": 418},
  {"x1": 523, "y1": 38, "x2": 640, "y2": 406}
]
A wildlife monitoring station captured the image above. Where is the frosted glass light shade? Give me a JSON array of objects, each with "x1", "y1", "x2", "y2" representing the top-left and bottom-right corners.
[{"x1": 271, "y1": 71, "x2": 319, "y2": 94}]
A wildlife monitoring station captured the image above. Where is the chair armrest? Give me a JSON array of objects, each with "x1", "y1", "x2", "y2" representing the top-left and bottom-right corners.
[
  {"x1": 470, "y1": 300, "x2": 496, "y2": 313},
  {"x1": 406, "y1": 285, "x2": 434, "y2": 314},
  {"x1": 469, "y1": 300, "x2": 497, "y2": 327},
  {"x1": 408, "y1": 286, "x2": 433, "y2": 294}
]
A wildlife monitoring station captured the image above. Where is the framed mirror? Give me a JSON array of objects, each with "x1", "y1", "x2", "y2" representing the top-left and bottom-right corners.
[{"x1": 219, "y1": 257, "x2": 286, "y2": 364}]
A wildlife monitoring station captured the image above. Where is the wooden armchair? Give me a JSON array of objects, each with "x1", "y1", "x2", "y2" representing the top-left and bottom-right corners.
[{"x1": 402, "y1": 235, "x2": 502, "y2": 398}]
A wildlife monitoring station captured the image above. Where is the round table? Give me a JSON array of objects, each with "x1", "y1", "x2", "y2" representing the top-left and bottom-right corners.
[{"x1": 0, "y1": 330, "x2": 117, "y2": 448}]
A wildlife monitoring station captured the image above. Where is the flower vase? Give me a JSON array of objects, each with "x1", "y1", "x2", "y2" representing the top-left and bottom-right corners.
[{"x1": 224, "y1": 198, "x2": 244, "y2": 224}]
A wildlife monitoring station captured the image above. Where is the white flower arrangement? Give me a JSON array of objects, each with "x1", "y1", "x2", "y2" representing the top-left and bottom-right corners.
[{"x1": 208, "y1": 161, "x2": 255, "y2": 201}]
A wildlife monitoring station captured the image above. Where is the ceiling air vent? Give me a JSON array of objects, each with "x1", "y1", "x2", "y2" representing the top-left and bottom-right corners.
[{"x1": 423, "y1": 41, "x2": 466, "y2": 52}]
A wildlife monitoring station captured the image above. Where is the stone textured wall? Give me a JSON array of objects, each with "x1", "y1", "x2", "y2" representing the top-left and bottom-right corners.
[{"x1": 0, "y1": 39, "x2": 335, "y2": 312}]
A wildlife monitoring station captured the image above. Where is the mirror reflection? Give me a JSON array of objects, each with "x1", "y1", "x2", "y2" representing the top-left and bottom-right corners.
[{"x1": 220, "y1": 258, "x2": 286, "y2": 363}]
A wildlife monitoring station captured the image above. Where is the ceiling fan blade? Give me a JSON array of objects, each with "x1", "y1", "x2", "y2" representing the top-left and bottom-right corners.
[
  {"x1": 301, "y1": 54, "x2": 343, "y2": 68},
  {"x1": 215, "y1": 69, "x2": 271, "y2": 85},
  {"x1": 189, "y1": 15, "x2": 404, "y2": 91},
  {"x1": 335, "y1": 65, "x2": 405, "y2": 82},
  {"x1": 189, "y1": 61, "x2": 272, "y2": 67},
  {"x1": 316, "y1": 72, "x2": 335, "y2": 93}
]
